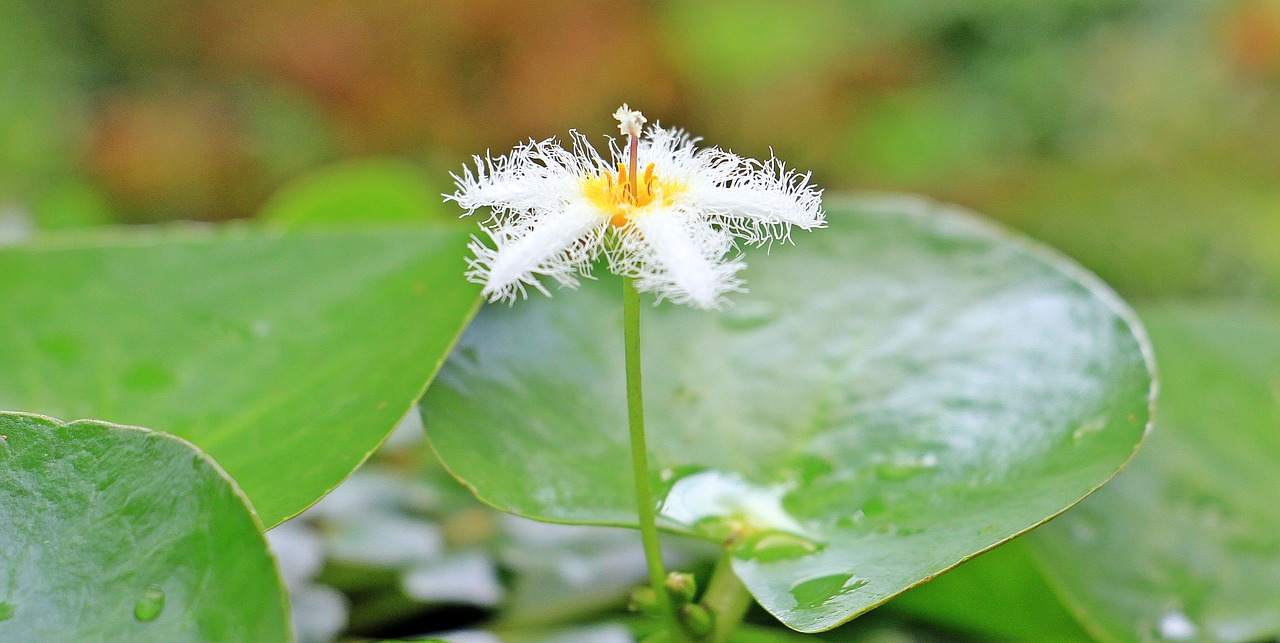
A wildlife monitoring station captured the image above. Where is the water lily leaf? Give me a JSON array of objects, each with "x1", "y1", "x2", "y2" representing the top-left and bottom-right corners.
[
  {"x1": 884, "y1": 538, "x2": 1092, "y2": 641},
  {"x1": 0, "y1": 225, "x2": 479, "y2": 526},
  {"x1": 0, "y1": 412, "x2": 290, "y2": 641},
  {"x1": 422, "y1": 195, "x2": 1153, "y2": 631},
  {"x1": 1027, "y1": 304, "x2": 1280, "y2": 643}
]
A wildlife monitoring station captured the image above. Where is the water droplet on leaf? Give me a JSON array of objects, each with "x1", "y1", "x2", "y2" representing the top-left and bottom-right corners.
[
  {"x1": 0, "y1": 601, "x2": 15, "y2": 622},
  {"x1": 133, "y1": 585, "x2": 165, "y2": 622},
  {"x1": 789, "y1": 573, "x2": 867, "y2": 610}
]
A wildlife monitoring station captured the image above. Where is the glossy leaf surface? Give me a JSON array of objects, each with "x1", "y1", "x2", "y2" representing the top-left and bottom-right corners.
[
  {"x1": 1029, "y1": 304, "x2": 1280, "y2": 643},
  {"x1": 423, "y1": 195, "x2": 1154, "y2": 631},
  {"x1": 0, "y1": 412, "x2": 290, "y2": 641},
  {"x1": 0, "y1": 225, "x2": 479, "y2": 526}
]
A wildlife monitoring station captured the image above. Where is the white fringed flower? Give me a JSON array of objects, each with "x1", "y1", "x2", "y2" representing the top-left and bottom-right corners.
[{"x1": 447, "y1": 105, "x2": 824, "y2": 309}]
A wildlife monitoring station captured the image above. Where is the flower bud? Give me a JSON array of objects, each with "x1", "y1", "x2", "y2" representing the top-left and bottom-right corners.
[
  {"x1": 664, "y1": 571, "x2": 697, "y2": 604},
  {"x1": 678, "y1": 603, "x2": 714, "y2": 638},
  {"x1": 628, "y1": 586, "x2": 659, "y2": 614}
]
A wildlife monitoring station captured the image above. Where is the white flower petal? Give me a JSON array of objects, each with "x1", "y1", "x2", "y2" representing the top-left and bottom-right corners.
[
  {"x1": 624, "y1": 208, "x2": 743, "y2": 310},
  {"x1": 448, "y1": 155, "x2": 555, "y2": 214},
  {"x1": 447, "y1": 134, "x2": 604, "y2": 214},
  {"x1": 687, "y1": 157, "x2": 824, "y2": 244},
  {"x1": 469, "y1": 201, "x2": 605, "y2": 303},
  {"x1": 631, "y1": 126, "x2": 824, "y2": 246}
]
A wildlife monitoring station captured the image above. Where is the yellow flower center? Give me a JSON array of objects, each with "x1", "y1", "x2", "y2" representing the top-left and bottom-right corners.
[{"x1": 581, "y1": 162, "x2": 685, "y2": 228}]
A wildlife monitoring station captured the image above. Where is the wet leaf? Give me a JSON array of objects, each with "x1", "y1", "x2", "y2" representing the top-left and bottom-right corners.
[
  {"x1": 1028, "y1": 304, "x2": 1280, "y2": 643},
  {"x1": 0, "y1": 225, "x2": 479, "y2": 526},
  {"x1": 423, "y1": 195, "x2": 1153, "y2": 631},
  {"x1": 0, "y1": 412, "x2": 290, "y2": 641}
]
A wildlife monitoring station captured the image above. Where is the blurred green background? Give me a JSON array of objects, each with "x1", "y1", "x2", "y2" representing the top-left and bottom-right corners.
[
  {"x1": 4, "y1": 2, "x2": 1279, "y2": 641},
  {"x1": 4, "y1": 0, "x2": 1279, "y2": 300}
]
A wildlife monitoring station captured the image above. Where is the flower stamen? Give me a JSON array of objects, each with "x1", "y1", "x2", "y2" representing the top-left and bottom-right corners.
[
  {"x1": 584, "y1": 161, "x2": 679, "y2": 228},
  {"x1": 628, "y1": 132, "x2": 640, "y2": 199}
]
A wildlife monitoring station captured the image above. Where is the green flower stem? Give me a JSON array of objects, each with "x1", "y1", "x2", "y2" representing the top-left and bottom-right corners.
[
  {"x1": 704, "y1": 550, "x2": 753, "y2": 642},
  {"x1": 622, "y1": 276, "x2": 687, "y2": 642}
]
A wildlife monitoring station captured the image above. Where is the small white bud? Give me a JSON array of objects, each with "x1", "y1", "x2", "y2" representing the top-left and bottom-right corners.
[{"x1": 613, "y1": 103, "x2": 647, "y2": 138}]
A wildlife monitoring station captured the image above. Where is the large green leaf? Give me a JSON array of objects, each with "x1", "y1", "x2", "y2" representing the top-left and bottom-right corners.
[
  {"x1": 1027, "y1": 304, "x2": 1280, "y2": 642},
  {"x1": 0, "y1": 412, "x2": 290, "y2": 641},
  {"x1": 0, "y1": 225, "x2": 479, "y2": 526},
  {"x1": 422, "y1": 195, "x2": 1154, "y2": 631},
  {"x1": 885, "y1": 539, "x2": 1091, "y2": 642}
]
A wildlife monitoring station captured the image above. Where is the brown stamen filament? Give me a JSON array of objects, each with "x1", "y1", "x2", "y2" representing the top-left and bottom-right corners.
[{"x1": 628, "y1": 133, "x2": 639, "y2": 200}]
